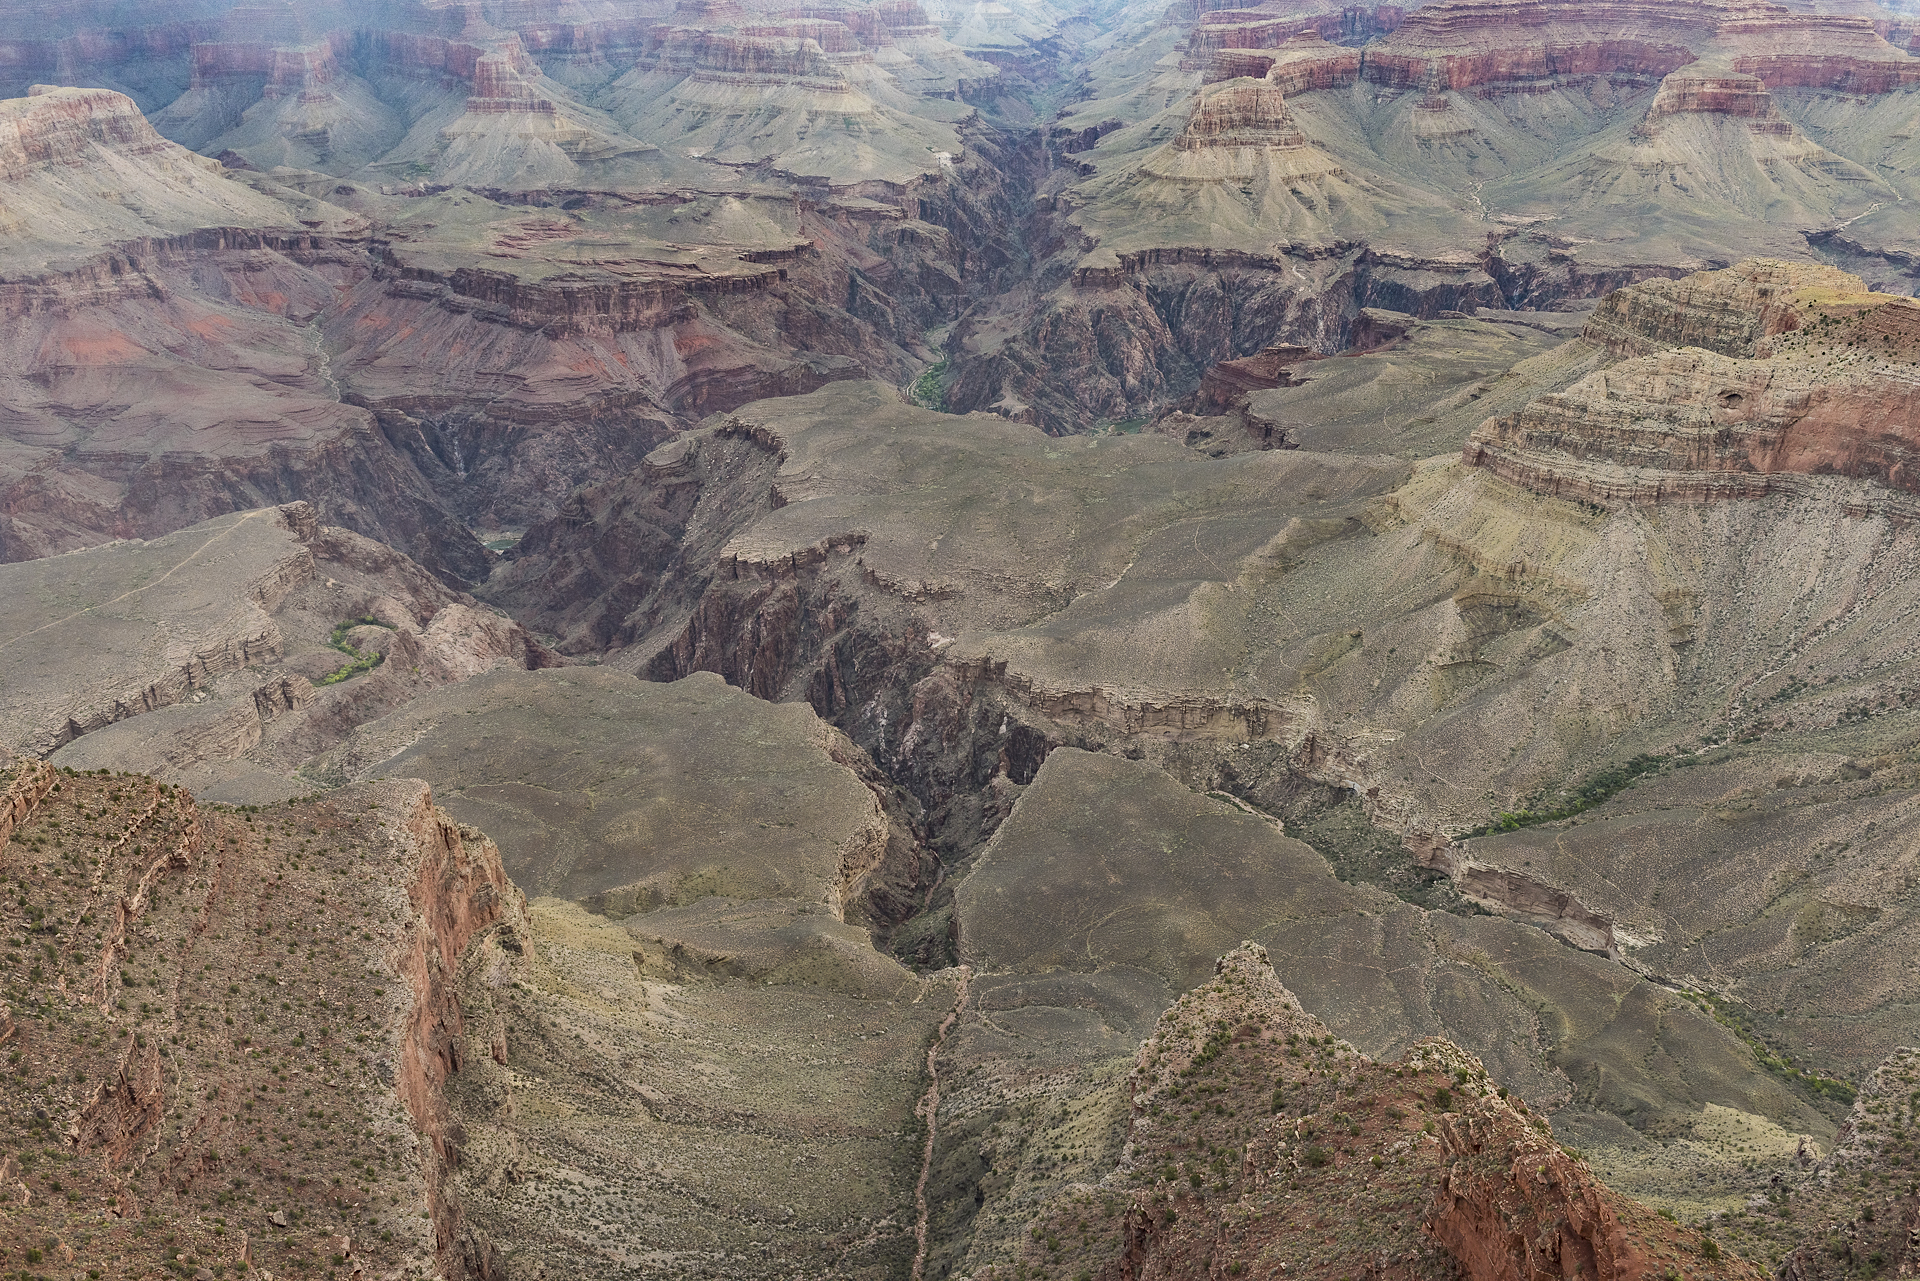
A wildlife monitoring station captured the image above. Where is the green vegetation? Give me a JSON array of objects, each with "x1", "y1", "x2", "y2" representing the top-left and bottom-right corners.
[
  {"x1": 317, "y1": 618, "x2": 391, "y2": 686},
  {"x1": 1467, "y1": 753, "x2": 1669, "y2": 836},
  {"x1": 1688, "y1": 992, "x2": 1857, "y2": 1106},
  {"x1": 908, "y1": 358, "x2": 950, "y2": 412}
]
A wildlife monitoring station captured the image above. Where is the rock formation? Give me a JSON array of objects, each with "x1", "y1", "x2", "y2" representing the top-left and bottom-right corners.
[
  {"x1": 1465, "y1": 260, "x2": 1920, "y2": 509},
  {"x1": 0, "y1": 757, "x2": 517, "y2": 1280},
  {"x1": 0, "y1": 502, "x2": 557, "y2": 797},
  {"x1": 995, "y1": 943, "x2": 1767, "y2": 1281}
]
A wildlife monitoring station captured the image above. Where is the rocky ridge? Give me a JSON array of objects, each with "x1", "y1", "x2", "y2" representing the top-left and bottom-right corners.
[
  {"x1": 0, "y1": 751, "x2": 516, "y2": 1280},
  {"x1": 989, "y1": 943, "x2": 1767, "y2": 1281},
  {"x1": 0, "y1": 502, "x2": 558, "y2": 803}
]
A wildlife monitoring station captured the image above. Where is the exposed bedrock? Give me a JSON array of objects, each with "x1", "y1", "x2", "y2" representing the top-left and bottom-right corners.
[
  {"x1": 1184, "y1": 6, "x2": 1400, "y2": 64},
  {"x1": 944, "y1": 236, "x2": 1665, "y2": 431},
  {"x1": 0, "y1": 754, "x2": 522, "y2": 1279},
  {"x1": 1353, "y1": 0, "x2": 1920, "y2": 94},
  {"x1": 1172, "y1": 77, "x2": 1308, "y2": 150},
  {"x1": 1467, "y1": 261, "x2": 1920, "y2": 510},
  {"x1": 0, "y1": 228, "x2": 497, "y2": 583},
  {"x1": 996, "y1": 946, "x2": 1768, "y2": 1281},
  {"x1": 0, "y1": 68, "x2": 1030, "y2": 560}
]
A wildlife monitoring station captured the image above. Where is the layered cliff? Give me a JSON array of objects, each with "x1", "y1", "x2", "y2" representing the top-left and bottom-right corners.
[
  {"x1": 1169, "y1": 76, "x2": 1308, "y2": 150},
  {"x1": 1184, "y1": 2, "x2": 1401, "y2": 63},
  {"x1": 1466, "y1": 261, "x2": 1920, "y2": 510},
  {"x1": 0, "y1": 85, "x2": 312, "y2": 267},
  {"x1": 1355, "y1": 0, "x2": 1920, "y2": 95},
  {"x1": 0, "y1": 503, "x2": 558, "y2": 800}
]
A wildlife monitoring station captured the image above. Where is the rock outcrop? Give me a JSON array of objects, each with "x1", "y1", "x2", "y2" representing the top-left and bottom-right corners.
[
  {"x1": 1357, "y1": 0, "x2": 1920, "y2": 95},
  {"x1": 0, "y1": 503, "x2": 558, "y2": 798},
  {"x1": 1003, "y1": 944, "x2": 1768, "y2": 1281},
  {"x1": 1466, "y1": 261, "x2": 1920, "y2": 510},
  {"x1": 1776, "y1": 1049, "x2": 1920, "y2": 1281},
  {"x1": 1185, "y1": 4, "x2": 1401, "y2": 64},
  {"x1": 1170, "y1": 77, "x2": 1308, "y2": 150},
  {"x1": 0, "y1": 763, "x2": 517, "y2": 1280}
]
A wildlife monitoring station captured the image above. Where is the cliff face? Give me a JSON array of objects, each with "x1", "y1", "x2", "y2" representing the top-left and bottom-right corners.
[
  {"x1": 0, "y1": 86, "x2": 301, "y2": 255},
  {"x1": 1643, "y1": 70, "x2": 1785, "y2": 130},
  {"x1": 1466, "y1": 261, "x2": 1920, "y2": 509},
  {"x1": 1354, "y1": 0, "x2": 1920, "y2": 94},
  {"x1": 1776, "y1": 1049, "x2": 1920, "y2": 1281},
  {"x1": 1002, "y1": 944, "x2": 1767, "y2": 1281},
  {"x1": 1185, "y1": 4, "x2": 1400, "y2": 60},
  {"x1": 0, "y1": 762, "x2": 518, "y2": 1280},
  {"x1": 1173, "y1": 78, "x2": 1308, "y2": 150}
]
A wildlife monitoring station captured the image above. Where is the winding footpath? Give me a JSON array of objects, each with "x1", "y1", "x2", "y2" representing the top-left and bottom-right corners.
[{"x1": 911, "y1": 964, "x2": 972, "y2": 1281}]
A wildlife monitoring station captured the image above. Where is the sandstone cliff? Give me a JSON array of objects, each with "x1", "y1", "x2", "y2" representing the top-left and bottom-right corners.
[{"x1": 1466, "y1": 260, "x2": 1920, "y2": 510}]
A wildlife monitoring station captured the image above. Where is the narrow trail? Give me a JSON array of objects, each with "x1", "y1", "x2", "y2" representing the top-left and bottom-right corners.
[
  {"x1": 0, "y1": 509, "x2": 271, "y2": 655},
  {"x1": 911, "y1": 964, "x2": 972, "y2": 1281}
]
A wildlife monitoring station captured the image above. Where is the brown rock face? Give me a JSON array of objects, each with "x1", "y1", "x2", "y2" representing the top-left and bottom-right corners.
[
  {"x1": 1355, "y1": 0, "x2": 1920, "y2": 95},
  {"x1": 1467, "y1": 261, "x2": 1920, "y2": 509},
  {"x1": 1008, "y1": 944, "x2": 1765, "y2": 1281},
  {"x1": 1173, "y1": 78, "x2": 1308, "y2": 150},
  {"x1": 1194, "y1": 341, "x2": 1317, "y2": 405},
  {"x1": 0, "y1": 762, "x2": 511, "y2": 1279},
  {"x1": 0, "y1": 83, "x2": 169, "y2": 172},
  {"x1": 1642, "y1": 70, "x2": 1787, "y2": 134},
  {"x1": 1580, "y1": 259, "x2": 1857, "y2": 357},
  {"x1": 1185, "y1": 5, "x2": 1401, "y2": 61},
  {"x1": 1359, "y1": 0, "x2": 1707, "y2": 91},
  {"x1": 1428, "y1": 1117, "x2": 1690, "y2": 1281}
]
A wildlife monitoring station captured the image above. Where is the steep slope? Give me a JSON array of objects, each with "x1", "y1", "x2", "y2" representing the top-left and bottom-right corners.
[
  {"x1": 0, "y1": 85, "x2": 309, "y2": 270},
  {"x1": 1465, "y1": 259, "x2": 1920, "y2": 507},
  {"x1": 491, "y1": 367, "x2": 1920, "y2": 1154},
  {"x1": 975, "y1": 943, "x2": 1771, "y2": 1281},
  {"x1": 0, "y1": 86, "x2": 502, "y2": 579},
  {"x1": 310, "y1": 667, "x2": 951, "y2": 1279},
  {"x1": 0, "y1": 756, "x2": 516, "y2": 1280}
]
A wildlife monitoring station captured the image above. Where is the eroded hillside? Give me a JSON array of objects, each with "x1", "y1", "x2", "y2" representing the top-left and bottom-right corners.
[{"x1": 7, "y1": 0, "x2": 1920, "y2": 1277}]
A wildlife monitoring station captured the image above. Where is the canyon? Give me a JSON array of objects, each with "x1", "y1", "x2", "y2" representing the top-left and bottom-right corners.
[{"x1": 4, "y1": 0, "x2": 1920, "y2": 1277}]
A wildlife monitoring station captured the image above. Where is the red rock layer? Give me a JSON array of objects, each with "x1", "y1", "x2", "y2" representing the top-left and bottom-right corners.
[
  {"x1": 1465, "y1": 264, "x2": 1920, "y2": 510},
  {"x1": 1647, "y1": 71, "x2": 1775, "y2": 119},
  {"x1": 1351, "y1": 0, "x2": 1920, "y2": 94},
  {"x1": 1196, "y1": 343, "x2": 1317, "y2": 405},
  {"x1": 1722, "y1": 13, "x2": 1920, "y2": 90},
  {"x1": 743, "y1": 19, "x2": 865, "y2": 52},
  {"x1": 1734, "y1": 50, "x2": 1920, "y2": 91},
  {"x1": 1186, "y1": 3, "x2": 1401, "y2": 58},
  {"x1": 0, "y1": 20, "x2": 217, "y2": 98},
  {"x1": 1173, "y1": 78, "x2": 1309, "y2": 150},
  {"x1": 1008, "y1": 944, "x2": 1766, "y2": 1281},
  {"x1": 788, "y1": 1, "x2": 945, "y2": 43}
]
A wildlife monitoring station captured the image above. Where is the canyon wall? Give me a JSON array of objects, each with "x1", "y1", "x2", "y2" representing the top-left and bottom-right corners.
[{"x1": 1466, "y1": 262, "x2": 1920, "y2": 511}]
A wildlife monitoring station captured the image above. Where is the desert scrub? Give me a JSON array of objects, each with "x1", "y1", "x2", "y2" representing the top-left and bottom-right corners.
[
  {"x1": 318, "y1": 617, "x2": 391, "y2": 686},
  {"x1": 1467, "y1": 752, "x2": 1669, "y2": 834}
]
